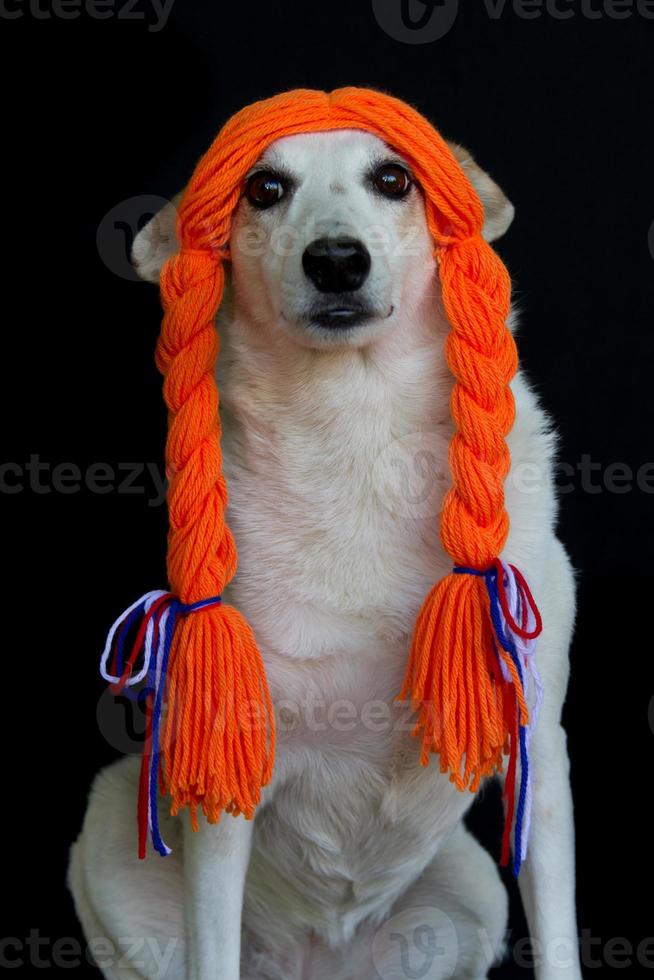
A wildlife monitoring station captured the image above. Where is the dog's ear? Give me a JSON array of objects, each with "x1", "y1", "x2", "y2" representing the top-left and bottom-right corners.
[
  {"x1": 131, "y1": 192, "x2": 182, "y2": 284},
  {"x1": 447, "y1": 143, "x2": 515, "y2": 242}
]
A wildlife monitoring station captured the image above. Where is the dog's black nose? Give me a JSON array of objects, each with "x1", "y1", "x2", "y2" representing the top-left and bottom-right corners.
[{"x1": 302, "y1": 237, "x2": 371, "y2": 293}]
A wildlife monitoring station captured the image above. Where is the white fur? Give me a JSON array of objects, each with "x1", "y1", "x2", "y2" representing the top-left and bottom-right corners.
[{"x1": 70, "y1": 130, "x2": 581, "y2": 979}]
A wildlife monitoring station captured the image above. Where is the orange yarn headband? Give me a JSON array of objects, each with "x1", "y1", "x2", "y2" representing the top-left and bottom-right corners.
[{"x1": 102, "y1": 87, "x2": 543, "y2": 875}]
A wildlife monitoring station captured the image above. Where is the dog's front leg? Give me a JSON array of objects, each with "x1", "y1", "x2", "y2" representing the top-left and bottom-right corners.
[
  {"x1": 517, "y1": 545, "x2": 582, "y2": 980},
  {"x1": 182, "y1": 811, "x2": 253, "y2": 980},
  {"x1": 518, "y1": 722, "x2": 582, "y2": 979}
]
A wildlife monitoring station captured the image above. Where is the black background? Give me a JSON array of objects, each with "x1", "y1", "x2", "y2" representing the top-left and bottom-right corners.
[{"x1": 1, "y1": 1, "x2": 653, "y2": 977}]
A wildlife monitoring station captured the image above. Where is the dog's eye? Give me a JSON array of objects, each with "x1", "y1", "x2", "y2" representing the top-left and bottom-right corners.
[
  {"x1": 246, "y1": 171, "x2": 286, "y2": 209},
  {"x1": 372, "y1": 163, "x2": 412, "y2": 199}
]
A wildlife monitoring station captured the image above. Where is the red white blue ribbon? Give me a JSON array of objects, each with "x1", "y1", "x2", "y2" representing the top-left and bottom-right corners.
[
  {"x1": 454, "y1": 560, "x2": 543, "y2": 876},
  {"x1": 100, "y1": 590, "x2": 222, "y2": 858}
]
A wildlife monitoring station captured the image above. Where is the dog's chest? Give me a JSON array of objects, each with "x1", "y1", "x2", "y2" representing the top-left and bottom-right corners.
[
  {"x1": 246, "y1": 645, "x2": 470, "y2": 940},
  {"x1": 244, "y1": 643, "x2": 473, "y2": 945},
  {"x1": 220, "y1": 350, "x2": 454, "y2": 666}
]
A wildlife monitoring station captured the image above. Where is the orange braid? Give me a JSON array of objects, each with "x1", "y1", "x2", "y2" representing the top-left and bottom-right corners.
[
  {"x1": 154, "y1": 87, "x2": 525, "y2": 823},
  {"x1": 157, "y1": 247, "x2": 274, "y2": 824}
]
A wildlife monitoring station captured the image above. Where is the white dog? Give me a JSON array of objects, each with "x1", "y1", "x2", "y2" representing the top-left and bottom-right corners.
[{"x1": 69, "y1": 129, "x2": 581, "y2": 980}]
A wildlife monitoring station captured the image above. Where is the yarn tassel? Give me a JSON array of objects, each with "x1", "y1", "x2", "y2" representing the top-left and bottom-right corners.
[
  {"x1": 398, "y1": 560, "x2": 542, "y2": 875},
  {"x1": 101, "y1": 592, "x2": 275, "y2": 857},
  {"x1": 162, "y1": 603, "x2": 275, "y2": 829}
]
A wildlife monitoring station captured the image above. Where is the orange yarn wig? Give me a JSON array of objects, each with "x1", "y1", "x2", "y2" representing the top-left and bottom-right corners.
[{"x1": 101, "y1": 88, "x2": 543, "y2": 873}]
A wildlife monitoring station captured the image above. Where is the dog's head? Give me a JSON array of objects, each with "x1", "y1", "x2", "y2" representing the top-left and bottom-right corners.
[{"x1": 133, "y1": 131, "x2": 513, "y2": 350}]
